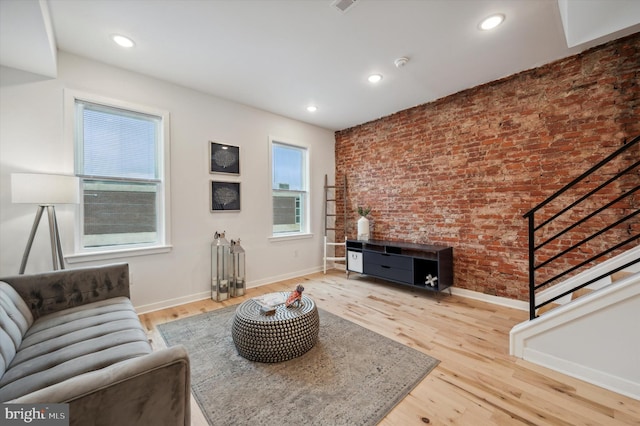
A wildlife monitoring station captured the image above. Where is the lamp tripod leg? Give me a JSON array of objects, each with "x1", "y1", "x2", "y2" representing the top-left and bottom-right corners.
[
  {"x1": 46, "y1": 206, "x2": 65, "y2": 271},
  {"x1": 19, "y1": 205, "x2": 46, "y2": 275},
  {"x1": 53, "y1": 210, "x2": 65, "y2": 270}
]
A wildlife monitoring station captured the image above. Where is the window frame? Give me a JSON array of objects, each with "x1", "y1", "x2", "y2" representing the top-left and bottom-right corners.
[
  {"x1": 269, "y1": 136, "x2": 311, "y2": 240},
  {"x1": 64, "y1": 90, "x2": 172, "y2": 262}
]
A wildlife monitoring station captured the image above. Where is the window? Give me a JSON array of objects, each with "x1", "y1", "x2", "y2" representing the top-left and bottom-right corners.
[
  {"x1": 72, "y1": 95, "x2": 170, "y2": 254},
  {"x1": 271, "y1": 139, "x2": 309, "y2": 236}
]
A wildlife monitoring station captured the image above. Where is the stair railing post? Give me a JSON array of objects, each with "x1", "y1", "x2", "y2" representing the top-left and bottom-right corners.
[{"x1": 528, "y1": 213, "x2": 536, "y2": 320}]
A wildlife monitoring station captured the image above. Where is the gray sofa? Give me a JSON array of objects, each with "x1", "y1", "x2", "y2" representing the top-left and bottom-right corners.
[{"x1": 0, "y1": 263, "x2": 190, "y2": 426}]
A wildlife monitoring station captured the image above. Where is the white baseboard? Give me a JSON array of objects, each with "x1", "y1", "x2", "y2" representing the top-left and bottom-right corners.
[
  {"x1": 523, "y1": 347, "x2": 640, "y2": 400},
  {"x1": 247, "y1": 265, "x2": 324, "y2": 288},
  {"x1": 450, "y1": 287, "x2": 529, "y2": 311},
  {"x1": 135, "y1": 291, "x2": 210, "y2": 314},
  {"x1": 134, "y1": 265, "x2": 324, "y2": 314},
  {"x1": 135, "y1": 267, "x2": 527, "y2": 315}
]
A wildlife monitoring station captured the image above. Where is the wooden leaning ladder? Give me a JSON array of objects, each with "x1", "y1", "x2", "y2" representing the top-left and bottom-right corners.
[{"x1": 323, "y1": 174, "x2": 347, "y2": 274}]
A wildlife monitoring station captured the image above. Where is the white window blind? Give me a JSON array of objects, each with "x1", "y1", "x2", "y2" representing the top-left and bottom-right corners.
[
  {"x1": 80, "y1": 104, "x2": 159, "y2": 179},
  {"x1": 75, "y1": 99, "x2": 166, "y2": 250}
]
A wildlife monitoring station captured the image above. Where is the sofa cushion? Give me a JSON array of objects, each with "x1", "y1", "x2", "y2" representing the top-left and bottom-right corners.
[
  {"x1": 0, "y1": 296, "x2": 151, "y2": 402},
  {"x1": 0, "y1": 282, "x2": 34, "y2": 378}
]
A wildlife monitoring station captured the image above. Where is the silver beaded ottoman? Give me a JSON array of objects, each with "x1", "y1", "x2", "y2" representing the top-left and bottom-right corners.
[{"x1": 231, "y1": 293, "x2": 319, "y2": 363}]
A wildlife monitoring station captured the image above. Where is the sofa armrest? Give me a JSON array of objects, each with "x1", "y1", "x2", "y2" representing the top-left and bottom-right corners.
[
  {"x1": 0, "y1": 264, "x2": 130, "y2": 319},
  {"x1": 10, "y1": 345, "x2": 191, "y2": 426}
]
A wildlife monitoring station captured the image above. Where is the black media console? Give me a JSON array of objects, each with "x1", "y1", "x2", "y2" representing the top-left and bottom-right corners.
[{"x1": 346, "y1": 239, "x2": 453, "y2": 293}]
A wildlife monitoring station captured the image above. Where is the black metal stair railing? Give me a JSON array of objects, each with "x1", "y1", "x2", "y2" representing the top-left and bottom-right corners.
[{"x1": 523, "y1": 135, "x2": 640, "y2": 320}]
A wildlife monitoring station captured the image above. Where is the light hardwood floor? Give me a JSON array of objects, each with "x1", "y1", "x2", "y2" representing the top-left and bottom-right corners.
[{"x1": 139, "y1": 270, "x2": 640, "y2": 425}]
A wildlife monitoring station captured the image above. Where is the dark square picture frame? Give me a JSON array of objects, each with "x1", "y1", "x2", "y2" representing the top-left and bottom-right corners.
[
  {"x1": 210, "y1": 141, "x2": 240, "y2": 175},
  {"x1": 211, "y1": 181, "x2": 240, "y2": 212}
]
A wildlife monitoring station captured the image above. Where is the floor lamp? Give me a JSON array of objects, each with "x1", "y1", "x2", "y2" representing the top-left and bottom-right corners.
[{"x1": 11, "y1": 173, "x2": 80, "y2": 274}]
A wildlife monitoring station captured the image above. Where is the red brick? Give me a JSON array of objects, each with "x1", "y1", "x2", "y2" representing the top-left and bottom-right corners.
[{"x1": 335, "y1": 33, "x2": 640, "y2": 301}]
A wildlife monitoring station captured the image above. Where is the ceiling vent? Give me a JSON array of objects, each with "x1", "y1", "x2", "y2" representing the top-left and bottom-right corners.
[{"x1": 331, "y1": 0, "x2": 358, "y2": 14}]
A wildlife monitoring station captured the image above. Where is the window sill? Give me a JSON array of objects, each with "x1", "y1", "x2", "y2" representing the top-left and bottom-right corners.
[
  {"x1": 268, "y1": 233, "x2": 314, "y2": 242},
  {"x1": 66, "y1": 245, "x2": 173, "y2": 264}
]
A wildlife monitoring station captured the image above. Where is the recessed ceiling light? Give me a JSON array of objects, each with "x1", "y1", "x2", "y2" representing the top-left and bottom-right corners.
[
  {"x1": 368, "y1": 74, "x2": 383, "y2": 83},
  {"x1": 306, "y1": 105, "x2": 318, "y2": 112},
  {"x1": 112, "y1": 34, "x2": 135, "y2": 48},
  {"x1": 479, "y1": 14, "x2": 505, "y2": 31}
]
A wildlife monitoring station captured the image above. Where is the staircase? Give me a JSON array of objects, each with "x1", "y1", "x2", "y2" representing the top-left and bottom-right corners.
[
  {"x1": 510, "y1": 135, "x2": 640, "y2": 399},
  {"x1": 534, "y1": 249, "x2": 639, "y2": 316},
  {"x1": 510, "y1": 248, "x2": 640, "y2": 399}
]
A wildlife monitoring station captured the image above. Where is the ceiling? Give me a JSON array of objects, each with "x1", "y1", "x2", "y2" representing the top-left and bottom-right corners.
[{"x1": 1, "y1": 0, "x2": 639, "y2": 131}]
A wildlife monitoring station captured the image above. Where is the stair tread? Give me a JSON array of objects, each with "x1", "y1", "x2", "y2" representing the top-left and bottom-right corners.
[
  {"x1": 536, "y1": 302, "x2": 561, "y2": 316},
  {"x1": 571, "y1": 287, "x2": 593, "y2": 300},
  {"x1": 611, "y1": 270, "x2": 634, "y2": 282}
]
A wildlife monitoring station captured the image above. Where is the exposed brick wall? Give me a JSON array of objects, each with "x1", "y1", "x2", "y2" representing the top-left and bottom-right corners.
[{"x1": 335, "y1": 33, "x2": 640, "y2": 301}]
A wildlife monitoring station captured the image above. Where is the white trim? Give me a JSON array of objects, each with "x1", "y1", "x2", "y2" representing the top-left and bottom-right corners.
[
  {"x1": 450, "y1": 286, "x2": 529, "y2": 311},
  {"x1": 133, "y1": 265, "x2": 323, "y2": 314},
  {"x1": 522, "y1": 347, "x2": 640, "y2": 400},
  {"x1": 66, "y1": 245, "x2": 172, "y2": 263},
  {"x1": 63, "y1": 89, "x2": 172, "y2": 256},
  {"x1": 268, "y1": 233, "x2": 314, "y2": 242},
  {"x1": 269, "y1": 136, "x2": 311, "y2": 238},
  {"x1": 135, "y1": 290, "x2": 209, "y2": 315},
  {"x1": 134, "y1": 270, "x2": 528, "y2": 315},
  {"x1": 248, "y1": 265, "x2": 324, "y2": 287}
]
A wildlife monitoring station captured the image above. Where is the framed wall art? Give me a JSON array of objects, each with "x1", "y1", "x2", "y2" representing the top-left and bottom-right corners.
[
  {"x1": 210, "y1": 141, "x2": 240, "y2": 175},
  {"x1": 211, "y1": 181, "x2": 241, "y2": 212}
]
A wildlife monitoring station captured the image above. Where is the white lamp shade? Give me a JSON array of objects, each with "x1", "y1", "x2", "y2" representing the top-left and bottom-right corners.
[{"x1": 11, "y1": 173, "x2": 80, "y2": 205}]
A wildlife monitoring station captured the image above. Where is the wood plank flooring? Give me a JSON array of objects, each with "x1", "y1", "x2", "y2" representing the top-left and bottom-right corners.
[{"x1": 138, "y1": 270, "x2": 640, "y2": 425}]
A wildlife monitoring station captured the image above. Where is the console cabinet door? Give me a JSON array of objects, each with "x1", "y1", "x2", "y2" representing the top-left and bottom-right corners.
[{"x1": 347, "y1": 250, "x2": 363, "y2": 273}]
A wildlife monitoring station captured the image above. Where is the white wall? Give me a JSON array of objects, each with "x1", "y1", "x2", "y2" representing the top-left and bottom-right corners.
[{"x1": 0, "y1": 52, "x2": 336, "y2": 312}]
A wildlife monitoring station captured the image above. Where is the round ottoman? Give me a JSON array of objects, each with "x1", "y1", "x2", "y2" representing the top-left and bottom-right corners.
[{"x1": 231, "y1": 293, "x2": 319, "y2": 363}]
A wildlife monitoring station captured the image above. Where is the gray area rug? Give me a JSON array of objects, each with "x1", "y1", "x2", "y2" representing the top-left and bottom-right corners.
[{"x1": 158, "y1": 305, "x2": 439, "y2": 426}]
